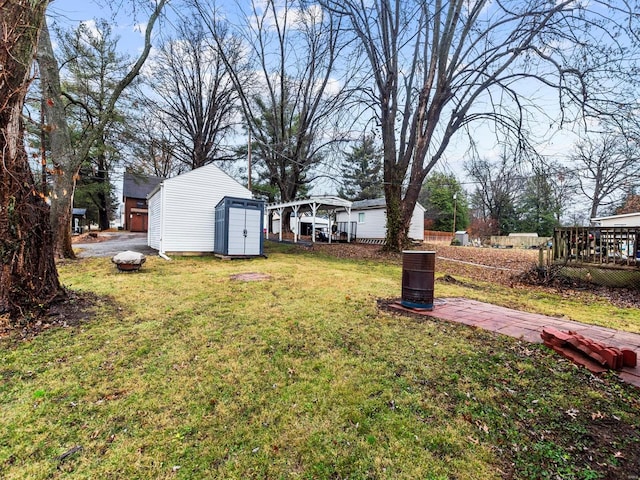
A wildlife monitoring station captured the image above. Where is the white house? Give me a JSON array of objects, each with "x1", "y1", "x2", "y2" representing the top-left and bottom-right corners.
[
  {"x1": 336, "y1": 198, "x2": 425, "y2": 241},
  {"x1": 591, "y1": 212, "x2": 640, "y2": 227},
  {"x1": 147, "y1": 164, "x2": 252, "y2": 255}
]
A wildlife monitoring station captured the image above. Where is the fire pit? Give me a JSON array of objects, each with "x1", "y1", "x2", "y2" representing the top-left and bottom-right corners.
[{"x1": 111, "y1": 251, "x2": 146, "y2": 272}]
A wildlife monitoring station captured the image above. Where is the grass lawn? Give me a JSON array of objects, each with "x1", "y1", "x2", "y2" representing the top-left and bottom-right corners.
[{"x1": 1, "y1": 242, "x2": 639, "y2": 479}]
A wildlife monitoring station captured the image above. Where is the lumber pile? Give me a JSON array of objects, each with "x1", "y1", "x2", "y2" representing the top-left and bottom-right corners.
[{"x1": 541, "y1": 327, "x2": 637, "y2": 374}]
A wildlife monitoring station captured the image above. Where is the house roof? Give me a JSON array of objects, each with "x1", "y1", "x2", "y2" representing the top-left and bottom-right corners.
[
  {"x1": 591, "y1": 211, "x2": 640, "y2": 222},
  {"x1": 351, "y1": 198, "x2": 386, "y2": 209},
  {"x1": 147, "y1": 163, "x2": 251, "y2": 200},
  {"x1": 123, "y1": 172, "x2": 164, "y2": 200},
  {"x1": 351, "y1": 198, "x2": 425, "y2": 212}
]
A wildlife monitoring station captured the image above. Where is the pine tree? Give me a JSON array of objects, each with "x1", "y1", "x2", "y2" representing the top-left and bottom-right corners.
[{"x1": 338, "y1": 135, "x2": 383, "y2": 201}]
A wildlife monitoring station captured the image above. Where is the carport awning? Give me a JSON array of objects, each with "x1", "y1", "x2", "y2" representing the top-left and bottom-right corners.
[{"x1": 266, "y1": 196, "x2": 352, "y2": 244}]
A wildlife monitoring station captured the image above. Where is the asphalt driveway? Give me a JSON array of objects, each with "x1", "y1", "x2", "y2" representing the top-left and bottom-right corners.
[{"x1": 73, "y1": 232, "x2": 158, "y2": 258}]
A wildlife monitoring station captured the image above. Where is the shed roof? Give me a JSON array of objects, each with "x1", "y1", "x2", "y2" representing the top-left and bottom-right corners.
[{"x1": 123, "y1": 172, "x2": 164, "y2": 200}]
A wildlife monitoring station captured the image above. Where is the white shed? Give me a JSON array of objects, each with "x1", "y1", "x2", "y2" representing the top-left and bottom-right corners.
[
  {"x1": 147, "y1": 164, "x2": 252, "y2": 255},
  {"x1": 591, "y1": 212, "x2": 640, "y2": 227},
  {"x1": 336, "y1": 198, "x2": 425, "y2": 241}
]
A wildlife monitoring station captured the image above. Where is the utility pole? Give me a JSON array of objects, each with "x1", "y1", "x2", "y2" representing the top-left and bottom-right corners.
[
  {"x1": 452, "y1": 192, "x2": 458, "y2": 236},
  {"x1": 247, "y1": 130, "x2": 252, "y2": 191}
]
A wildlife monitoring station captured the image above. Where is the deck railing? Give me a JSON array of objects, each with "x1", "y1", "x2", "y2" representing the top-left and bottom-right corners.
[{"x1": 553, "y1": 226, "x2": 640, "y2": 268}]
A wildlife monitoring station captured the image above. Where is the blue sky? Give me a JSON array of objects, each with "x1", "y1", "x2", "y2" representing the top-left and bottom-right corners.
[
  {"x1": 43, "y1": 0, "x2": 582, "y2": 196},
  {"x1": 47, "y1": 0, "x2": 154, "y2": 53}
]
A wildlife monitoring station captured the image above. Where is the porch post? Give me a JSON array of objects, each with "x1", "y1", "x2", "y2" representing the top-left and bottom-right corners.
[
  {"x1": 278, "y1": 207, "x2": 284, "y2": 242},
  {"x1": 311, "y1": 202, "x2": 318, "y2": 243},
  {"x1": 292, "y1": 205, "x2": 300, "y2": 243}
]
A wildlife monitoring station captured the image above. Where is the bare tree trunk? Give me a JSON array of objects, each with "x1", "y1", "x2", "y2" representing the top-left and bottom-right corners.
[
  {"x1": 38, "y1": 18, "x2": 77, "y2": 258},
  {"x1": 96, "y1": 152, "x2": 111, "y2": 230},
  {"x1": 38, "y1": 1, "x2": 167, "y2": 257},
  {"x1": 0, "y1": 0, "x2": 65, "y2": 320}
]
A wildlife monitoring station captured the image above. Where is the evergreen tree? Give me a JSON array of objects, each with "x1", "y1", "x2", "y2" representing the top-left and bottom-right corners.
[
  {"x1": 56, "y1": 20, "x2": 129, "y2": 230},
  {"x1": 249, "y1": 91, "x2": 316, "y2": 204},
  {"x1": 338, "y1": 135, "x2": 383, "y2": 201},
  {"x1": 419, "y1": 172, "x2": 469, "y2": 232},
  {"x1": 518, "y1": 171, "x2": 560, "y2": 236}
]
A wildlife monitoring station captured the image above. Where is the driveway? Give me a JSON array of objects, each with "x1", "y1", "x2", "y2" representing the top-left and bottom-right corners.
[{"x1": 73, "y1": 232, "x2": 158, "y2": 258}]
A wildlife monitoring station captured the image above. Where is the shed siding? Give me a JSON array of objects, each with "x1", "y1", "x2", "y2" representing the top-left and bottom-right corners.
[
  {"x1": 147, "y1": 190, "x2": 162, "y2": 250},
  {"x1": 148, "y1": 164, "x2": 252, "y2": 253}
]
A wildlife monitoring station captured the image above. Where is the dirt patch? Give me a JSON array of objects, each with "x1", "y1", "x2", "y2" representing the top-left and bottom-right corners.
[
  {"x1": 0, "y1": 291, "x2": 118, "y2": 342},
  {"x1": 230, "y1": 272, "x2": 272, "y2": 282},
  {"x1": 71, "y1": 232, "x2": 110, "y2": 244}
]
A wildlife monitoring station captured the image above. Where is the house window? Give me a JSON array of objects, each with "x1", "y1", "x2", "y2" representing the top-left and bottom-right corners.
[{"x1": 358, "y1": 212, "x2": 365, "y2": 223}]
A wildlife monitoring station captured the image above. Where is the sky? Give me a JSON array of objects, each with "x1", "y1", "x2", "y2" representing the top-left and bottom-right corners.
[{"x1": 44, "y1": 0, "x2": 602, "y2": 220}]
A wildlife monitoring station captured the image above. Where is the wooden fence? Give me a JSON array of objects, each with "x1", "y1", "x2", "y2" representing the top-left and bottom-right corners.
[{"x1": 423, "y1": 230, "x2": 454, "y2": 243}]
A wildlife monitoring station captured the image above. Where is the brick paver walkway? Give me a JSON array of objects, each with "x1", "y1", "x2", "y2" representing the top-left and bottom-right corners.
[{"x1": 389, "y1": 298, "x2": 640, "y2": 388}]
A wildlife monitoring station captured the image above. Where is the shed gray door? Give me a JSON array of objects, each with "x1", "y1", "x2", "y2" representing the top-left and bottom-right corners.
[{"x1": 228, "y1": 207, "x2": 261, "y2": 255}]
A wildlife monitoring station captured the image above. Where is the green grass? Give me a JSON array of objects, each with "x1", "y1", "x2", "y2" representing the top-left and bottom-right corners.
[{"x1": 1, "y1": 242, "x2": 639, "y2": 479}]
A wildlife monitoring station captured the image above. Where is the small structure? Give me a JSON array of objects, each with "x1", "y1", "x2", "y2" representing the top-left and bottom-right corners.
[
  {"x1": 266, "y1": 196, "x2": 354, "y2": 243},
  {"x1": 72, "y1": 208, "x2": 87, "y2": 234},
  {"x1": 122, "y1": 172, "x2": 164, "y2": 232},
  {"x1": 214, "y1": 196, "x2": 265, "y2": 257},
  {"x1": 454, "y1": 231, "x2": 469, "y2": 246},
  {"x1": 491, "y1": 233, "x2": 550, "y2": 249},
  {"x1": 336, "y1": 198, "x2": 425, "y2": 242},
  {"x1": 147, "y1": 164, "x2": 252, "y2": 255}
]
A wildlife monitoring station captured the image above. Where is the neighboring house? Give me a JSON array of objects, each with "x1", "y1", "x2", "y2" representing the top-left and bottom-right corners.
[
  {"x1": 147, "y1": 163, "x2": 252, "y2": 255},
  {"x1": 591, "y1": 212, "x2": 640, "y2": 227},
  {"x1": 122, "y1": 172, "x2": 164, "y2": 232},
  {"x1": 336, "y1": 198, "x2": 425, "y2": 241}
]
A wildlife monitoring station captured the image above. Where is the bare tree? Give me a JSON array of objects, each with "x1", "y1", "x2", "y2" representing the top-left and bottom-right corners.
[
  {"x1": 141, "y1": 14, "x2": 238, "y2": 170},
  {"x1": 193, "y1": 0, "x2": 349, "y2": 204},
  {"x1": 323, "y1": 0, "x2": 640, "y2": 251},
  {"x1": 1, "y1": 0, "x2": 64, "y2": 320},
  {"x1": 37, "y1": 0, "x2": 166, "y2": 258},
  {"x1": 124, "y1": 114, "x2": 183, "y2": 177},
  {"x1": 572, "y1": 134, "x2": 640, "y2": 219},
  {"x1": 546, "y1": 163, "x2": 578, "y2": 224},
  {"x1": 466, "y1": 157, "x2": 522, "y2": 236}
]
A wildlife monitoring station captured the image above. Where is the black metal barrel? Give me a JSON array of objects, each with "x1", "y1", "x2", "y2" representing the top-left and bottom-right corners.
[{"x1": 401, "y1": 251, "x2": 436, "y2": 310}]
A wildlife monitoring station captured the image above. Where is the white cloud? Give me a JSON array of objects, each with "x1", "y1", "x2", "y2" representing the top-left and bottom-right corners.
[
  {"x1": 79, "y1": 19, "x2": 101, "y2": 41},
  {"x1": 133, "y1": 23, "x2": 147, "y2": 35}
]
